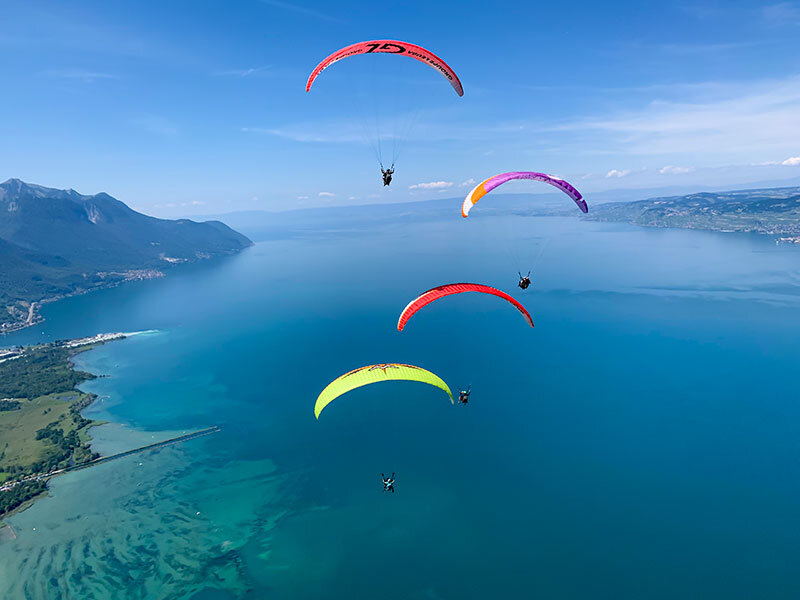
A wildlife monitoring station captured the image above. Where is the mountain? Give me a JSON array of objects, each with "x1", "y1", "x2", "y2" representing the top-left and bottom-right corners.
[
  {"x1": 585, "y1": 186, "x2": 800, "y2": 236},
  {"x1": 1, "y1": 179, "x2": 252, "y2": 331}
]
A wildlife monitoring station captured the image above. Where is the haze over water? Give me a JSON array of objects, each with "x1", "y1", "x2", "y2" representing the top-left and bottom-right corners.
[{"x1": 2, "y1": 211, "x2": 800, "y2": 599}]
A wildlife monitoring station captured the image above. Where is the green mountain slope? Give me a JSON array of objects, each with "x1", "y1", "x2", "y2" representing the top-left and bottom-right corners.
[
  {"x1": 586, "y1": 187, "x2": 800, "y2": 235},
  {"x1": 0, "y1": 179, "x2": 252, "y2": 331}
]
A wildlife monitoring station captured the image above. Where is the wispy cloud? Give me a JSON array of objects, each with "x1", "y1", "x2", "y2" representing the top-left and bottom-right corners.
[
  {"x1": 1, "y1": 4, "x2": 187, "y2": 63},
  {"x1": 318, "y1": 191, "x2": 335, "y2": 197},
  {"x1": 214, "y1": 67, "x2": 269, "y2": 78},
  {"x1": 606, "y1": 169, "x2": 630, "y2": 178},
  {"x1": 659, "y1": 165, "x2": 693, "y2": 175},
  {"x1": 246, "y1": 74, "x2": 800, "y2": 179},
  {"x1": 133, "y1": 115, "x2": 178, "y2": 136},
  {"x1": 763, "y1": 2, "x2": 800, "y2": 25},
  {"x1": 153, "y1": 200, "x2": 204, "y2": 208},
  {"x1": 258, "y1": 0, "x2": 343, "y2": 23},
  {"x1": 782, "y1": 156, "x2": 800, "y2": 166},
  {"x1": 241, "y1": 125, "x2": 363, "y2": 143},
  {"x1": 297, "y1": 195, "x2": 309, "y2": 200},
  {"x1": 42, "y1": 68, "x2": 116, "y2": 82},
  {"x1": 409, "y1": 181, "x2": 454, "y2": 190},
  {"x1": 625, "y1": 40, "x2": 761, "y2": 55},
  {"x1": 678, "y1": 4, "x2": 731, "y2": 21},
  {"x1": 459, "y1": 178, "x2": 476, "y2": 187},
  {"x1": 551, "y1": 75, "x2": 800, "y2": 159},
  {"x1": 242, "y1": 107, "x2": 539, "y2": 145}
]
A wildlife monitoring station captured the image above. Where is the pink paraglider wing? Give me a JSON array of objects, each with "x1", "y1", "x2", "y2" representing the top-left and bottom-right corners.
[{"x1": 306, "y1": 40, "x2": 463, "y2": 96}]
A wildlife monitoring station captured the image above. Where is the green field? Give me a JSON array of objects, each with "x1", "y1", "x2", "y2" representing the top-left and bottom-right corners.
[
  {"x1": 0, "y1": 393, "x2": 91, "y2": 474},
  {"x1": 0, "y1": 344, "x2": 100, "y2": 490}
]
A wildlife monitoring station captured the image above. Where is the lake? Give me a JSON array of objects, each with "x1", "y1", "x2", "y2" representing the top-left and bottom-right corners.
[{"x1": 1, "y1": 209, "x2": 800, "y2": 599}]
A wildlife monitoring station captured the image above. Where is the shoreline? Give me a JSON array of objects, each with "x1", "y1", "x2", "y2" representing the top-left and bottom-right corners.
[
  {"x1": 584, "y1": 216, "x2": 800, "y2": 240},
  {"x1": 0, "y1": 333, "x2": 139, "y2": 521},
  {"x1": 0, "y1": 489, "x2": 50, "y2": 523},
  {"x1": 1, "y1": 246, "x2": 253, "y2": 336},
  {"x1": 1, "y1": 272, "x2": 166, "y2": 335}
]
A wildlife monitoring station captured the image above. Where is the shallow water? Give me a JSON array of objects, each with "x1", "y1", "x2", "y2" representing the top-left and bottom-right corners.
[{"x1": 2, "y1": 213, "x2": 800, "y2": 599}]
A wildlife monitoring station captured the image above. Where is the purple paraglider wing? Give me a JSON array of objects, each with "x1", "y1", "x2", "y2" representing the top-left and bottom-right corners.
[{"x1": 462, "y1": 172, "x2": 587, "y2": 217}]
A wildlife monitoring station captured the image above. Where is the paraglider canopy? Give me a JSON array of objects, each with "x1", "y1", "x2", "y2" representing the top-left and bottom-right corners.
[
  {"x1": 306, "y1": 40, "x2": 464, "y2": 96},
  {"x1": 305, "y1": 40, "x2": 463, "y2": 175},
  {"x1": 462, "y1": 172, "x2": 587, "y2": 217},
  {"x1": 397, "y1": 283, "x2": 534, "y2": 331},
  {"x1": 314, "y1": 363, "x2": 453, "y2": 419}
]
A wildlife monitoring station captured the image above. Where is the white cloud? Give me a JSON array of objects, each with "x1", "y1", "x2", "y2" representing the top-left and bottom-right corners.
[
  {"x1": 459, "y1": 178, "x2": 476, "y2": 187},
  {"x1": 43, "y1": 68, "x2": 116, "y2": 82},
  {"x1": 782, "y1": 156, "x2": 800, "y2": 166},
  {"x1": 241, "y1": 124, "x2": 363, "y2": 143},
  {"x1": 243, "y1": 113, "x2": 529, "y2": 145},
  {"x1": 605, "y1": 169, "x2": 630, "y2": 178},
  {"x1": 259, "y1": 0, "x2": 344, "y2": 23},
  {"x1": 347, "y1": 196, "x2": 359, "y2": 200},
  {"x1": 550, "y1": 75, "x2": 800, "y2": 160},
  {"x1": 659, "y1": 165, "x2": 693, "y2": 175},
  {"x1": 153, "y1": 201, "x2": 203, "y2": 208},
  {"x1": 318, "y1": 191, "x2": 335, "y2": 197},
  {"x1": 297, "y1": 195, "x2": 309, "y2": 200},
  {"x1": 214, "y1": 67, "x2": 268, "y2": 78},
  {"x1": 409, "y1": 181, "x2": 454, "y2": 190},
  {"x1": 763, "y1": 3, "x2": 800, "y2": 25}
]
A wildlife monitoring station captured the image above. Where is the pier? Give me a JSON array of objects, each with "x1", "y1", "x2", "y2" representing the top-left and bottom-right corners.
[
  {"x1": 1, "y1": 427, "x2": 221, "y2": 493},
  {"x1": 64, "y1": 426, "x2": 221, "y2": 474}
]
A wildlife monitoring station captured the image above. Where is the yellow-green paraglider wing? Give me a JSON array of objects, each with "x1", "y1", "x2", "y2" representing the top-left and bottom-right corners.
[{"x1": 314, "y1": 363, "x2": 453, "y2": 419}]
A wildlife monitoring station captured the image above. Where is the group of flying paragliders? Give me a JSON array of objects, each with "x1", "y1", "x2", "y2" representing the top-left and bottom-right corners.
[{"x1": 306, "y1": 39, "x2": 588, "y2": 493}]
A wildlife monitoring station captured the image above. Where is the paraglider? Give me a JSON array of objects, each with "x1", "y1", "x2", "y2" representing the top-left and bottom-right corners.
[
  {"x1": 458, "y1": 386, "x2": 471, "y2": 405},
  {"x1": 461, "y1": 172, "x2": 588, "y2": 218},
  {"x1": 461, "y1": 173, "x2": 586, "y2": 285},
  {"x1": 381, "y1": 473, "x2": 396, "y2": 493},
  {"x1": 314, "y1": 363, "x2": 454, "y2": 419},
  {"x1": 381, "y1": 165, "x2": 394, "y2": 186},
  {"x1": 397, "y1": 283, "x2": 534, "y2": 331},
  {"x1": 306, "y1": 40, "x2": 463, "y2": 177},
  {"x1": 306, "y1": 40, "x2": 464, "y2": 97}
]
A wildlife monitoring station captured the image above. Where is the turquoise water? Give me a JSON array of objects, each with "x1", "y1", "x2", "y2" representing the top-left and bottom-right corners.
[{"x1": 2, "y1": 214, "x2": 800, "y2": 598}]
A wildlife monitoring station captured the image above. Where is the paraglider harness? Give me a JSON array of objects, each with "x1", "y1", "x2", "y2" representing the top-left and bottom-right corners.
[
  {"x1": 382, "y1": 472, "x2": 396, "y2": 493},
  {"x1": 381, "y1": 164, "x2": 394, "y2": 186},
  {"x1": 458, "y1": 386, "x2": 471, "y2": 405},
  {"x1": 518, "y1": 272, "x2": 531, "y2": 290}
]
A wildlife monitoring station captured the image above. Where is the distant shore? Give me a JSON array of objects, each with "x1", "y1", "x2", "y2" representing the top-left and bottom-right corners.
[
  {"x1": 1, "y1": 270, "x2": 165, "y2": 335},
  {"x1": 585, "y1": 186, "x2": 800, "y2": 238}
]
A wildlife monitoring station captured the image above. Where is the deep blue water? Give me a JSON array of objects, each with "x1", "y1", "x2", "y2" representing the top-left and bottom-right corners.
[{"x1": 2, "y1": 213, "x2": 800, "y2": 599}]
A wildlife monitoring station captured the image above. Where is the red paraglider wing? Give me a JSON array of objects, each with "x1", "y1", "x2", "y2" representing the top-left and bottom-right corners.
[
  {"x1": 397, "y1": 283, "x2": 534, "y2": 331},
  {"x1": 306, "y1": 40, "x2": 464, "y2": 96}
]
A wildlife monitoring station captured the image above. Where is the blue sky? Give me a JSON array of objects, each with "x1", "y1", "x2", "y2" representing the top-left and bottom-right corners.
[{"x1": 1, "y1": 0, "x2": 799, "y2": 216}]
